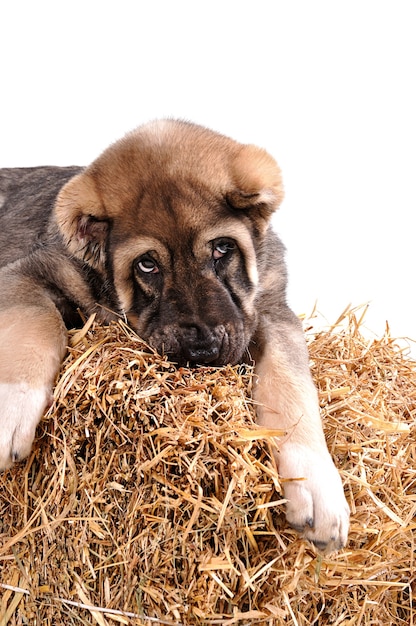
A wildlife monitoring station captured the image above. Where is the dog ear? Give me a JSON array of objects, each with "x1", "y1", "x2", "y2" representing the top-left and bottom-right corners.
[
  {"x1": 54, "y1": 173, "x2": 109, "y2": 270},
  {"x1": 227, "y1": 144, "x2": 284, "y2": 230}
]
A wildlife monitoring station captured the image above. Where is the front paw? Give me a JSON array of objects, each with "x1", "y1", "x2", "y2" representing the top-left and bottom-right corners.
[
  {"x1": 278, "y1": 444, "x2": 350, "y2": 553},
  {"x1": 0, "y1": 382, "x2": 51, "y2": 471}
]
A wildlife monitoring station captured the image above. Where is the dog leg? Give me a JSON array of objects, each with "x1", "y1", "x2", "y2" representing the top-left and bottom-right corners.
[
  {"x1": 0, "y1": 290, "x2": 67, "y2": 471},
  {"x1": 253, "y1": 317, "x2": 350, "y2": 552}
]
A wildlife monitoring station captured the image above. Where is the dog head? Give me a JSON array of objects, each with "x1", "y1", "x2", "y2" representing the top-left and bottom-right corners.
[{"x1": 54, "y1": 120, "x2": 284, "y2": 365}]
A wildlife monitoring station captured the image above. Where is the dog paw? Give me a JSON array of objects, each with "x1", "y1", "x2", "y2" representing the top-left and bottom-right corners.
[
  {"x1": 278, "y1": 444, "x2": 350, "y2": 553},
  {"x1": 0, "y1": 382, "x2": 52, "y2": 471}
]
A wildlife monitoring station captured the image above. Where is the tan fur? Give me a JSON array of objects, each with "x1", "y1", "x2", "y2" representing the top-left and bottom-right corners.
[
  {"x1": 55, "y1": 173, "x2": 107, "y2": 268},
  {"x1": 55, "y1": 121, "x2": 284, "y2": 260},
  {"x1": 0, "y1": 307, "x2": 66, "y2": 385}
]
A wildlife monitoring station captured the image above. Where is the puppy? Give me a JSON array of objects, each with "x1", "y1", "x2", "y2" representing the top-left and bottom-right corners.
[{"x1": 0, "y1": 120, "x2": 349, "y2": 551}]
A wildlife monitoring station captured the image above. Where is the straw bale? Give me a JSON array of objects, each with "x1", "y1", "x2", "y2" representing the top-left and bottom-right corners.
[{"x1": 1, "y1": 307, "x2": 415, "y2": 625}]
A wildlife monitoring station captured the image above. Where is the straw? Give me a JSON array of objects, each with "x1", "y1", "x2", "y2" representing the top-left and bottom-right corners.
[{"x1": 1, "y1": 307, "x2": 415, "y2": 624}]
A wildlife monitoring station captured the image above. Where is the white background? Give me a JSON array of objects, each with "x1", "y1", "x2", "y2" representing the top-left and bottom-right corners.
[{"x1": 1, "y1": 1, "x2": 415, "y2": 352}]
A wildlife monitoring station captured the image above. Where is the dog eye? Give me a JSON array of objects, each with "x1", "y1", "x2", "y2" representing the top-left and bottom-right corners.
[
  {"x1": 213, "y1": 239, "x2": 235, "y2": 261},
  {"x1": 136, "y1": 255, "x2": 159, "y2": 274}
]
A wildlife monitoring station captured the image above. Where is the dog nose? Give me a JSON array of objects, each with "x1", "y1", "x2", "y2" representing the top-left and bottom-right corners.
[
  {"x1": 176, "y1": 323, "x2": 222, "y2": 365},
  {"x1": 183, "y1": 344, "x2": 220, "y2": 365}
]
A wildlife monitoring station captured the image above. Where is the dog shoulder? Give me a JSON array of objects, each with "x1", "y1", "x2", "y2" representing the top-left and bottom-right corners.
[{"x1": 0, "y1": 166, "x2": 83, "y2": 267}]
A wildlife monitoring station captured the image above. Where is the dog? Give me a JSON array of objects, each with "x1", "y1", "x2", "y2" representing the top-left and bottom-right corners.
[{"x1": 0, "y1": 120, "x2": 349, "y2": 551}]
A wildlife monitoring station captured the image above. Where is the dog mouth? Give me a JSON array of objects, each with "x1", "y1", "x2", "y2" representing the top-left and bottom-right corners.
[
  {"x1": 147, "y1": 324, "x2": 245, "y2": 367},
  {"x1": 175, "y1": 342, "x2": 223, "y2": 366}
]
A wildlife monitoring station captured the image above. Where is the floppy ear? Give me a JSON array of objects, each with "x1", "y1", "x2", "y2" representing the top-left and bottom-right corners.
[
  {"x1": 54, "y1": 173, "x2": 109, "y2": 270},
  {"x1": 227, "y1": 144, "x2": 284, "y2": 231}
]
